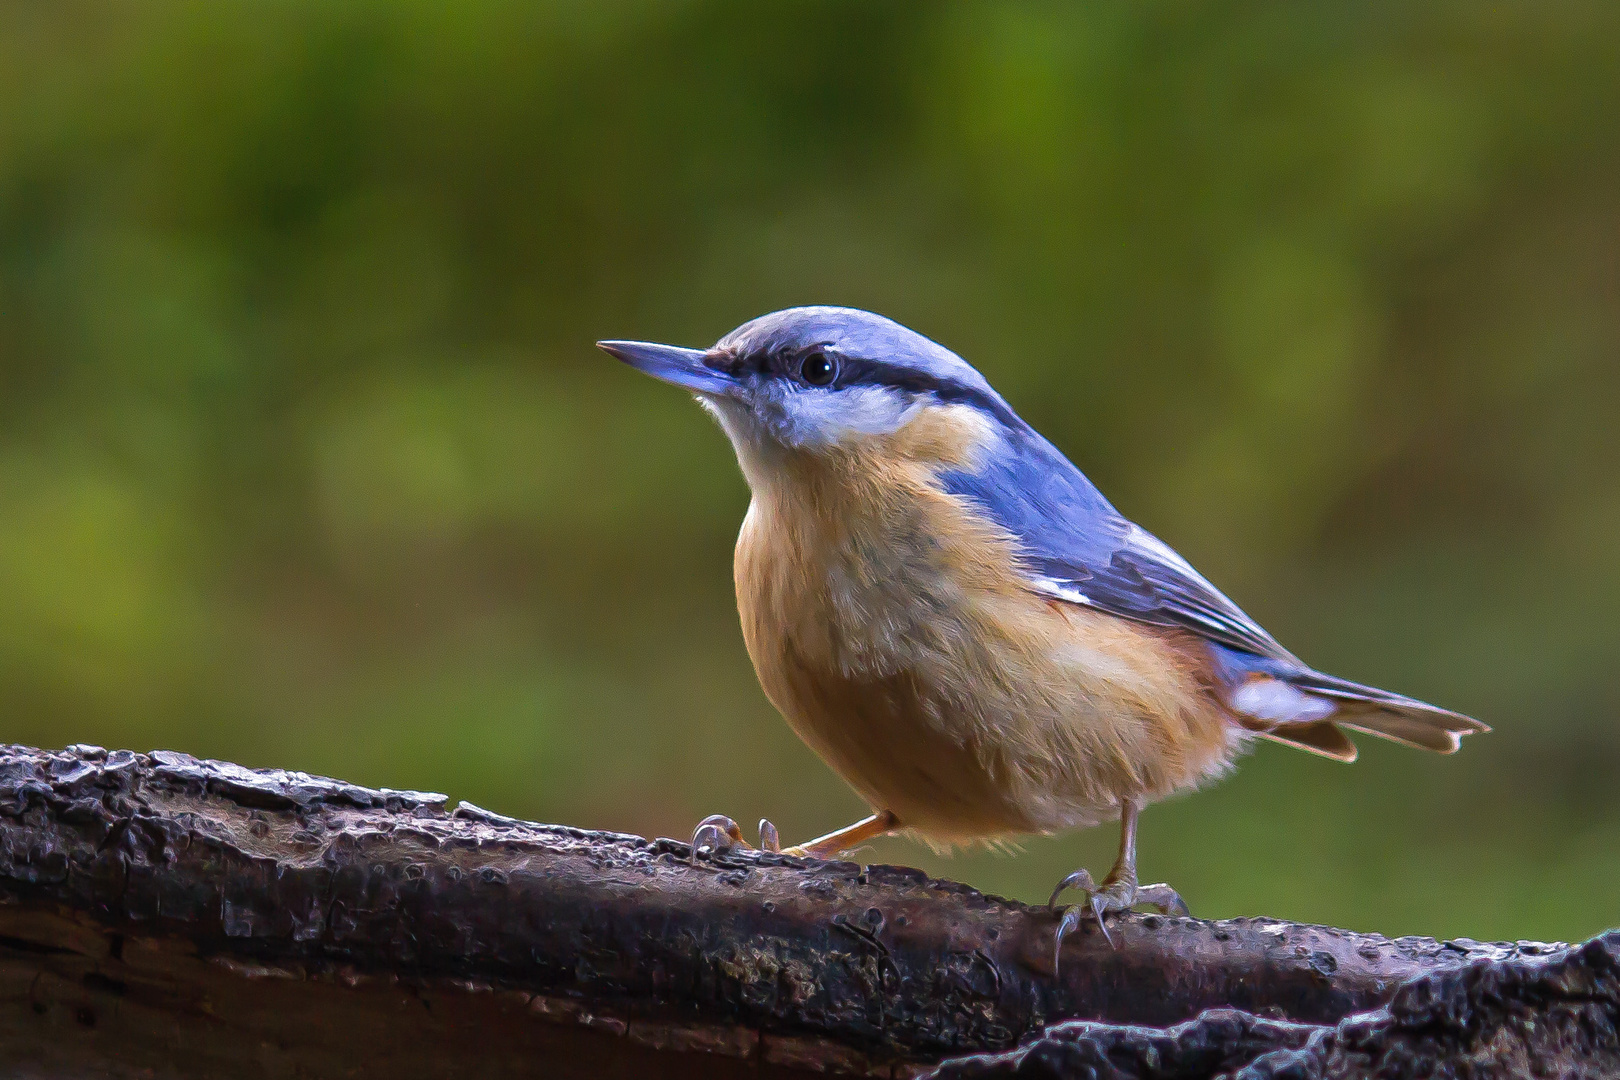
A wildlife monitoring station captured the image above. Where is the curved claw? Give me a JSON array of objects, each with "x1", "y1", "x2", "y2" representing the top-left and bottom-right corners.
[
  {"x1": 1049, "y1": 867, "x2": 1141, "y2": 958},
  {"x1": 1134, "y1": 883, "x2": 1191, "y2": 917},
  {"x1": 689, "y1": 814, "x2": 746, "y2": 863},
  {"x1": 1090, "y1": 892, "x2": 1115, "y2": 949},
  {"x1": 1049, "y1": 866, "x2": 1117, "y2": 974},
  {"x1": 758, "y1": 818, "x2": 781, "y2": 854},
  {"x1": 1052, "y1": 904, "x2": 1085, "y2": 977},
  {"x1": 1047, "y1": 867, "x2": 1098, "y2": 909}
]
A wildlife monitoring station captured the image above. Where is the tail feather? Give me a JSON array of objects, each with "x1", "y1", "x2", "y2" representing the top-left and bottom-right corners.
[
  {"x1": 1256, "y1": 722, "x2": 1360, "y2": 762},
  {"x1": 1211, "y1": 644, "x2": 1489, "y2": 762},
  {"x1": 1284, "y1": 670, "x2": 1488, "y2": 755}
]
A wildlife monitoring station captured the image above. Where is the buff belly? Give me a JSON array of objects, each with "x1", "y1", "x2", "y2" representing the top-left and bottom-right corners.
[{"x1": 733, "y1": 459, "x2": 1239, "y2": 845}]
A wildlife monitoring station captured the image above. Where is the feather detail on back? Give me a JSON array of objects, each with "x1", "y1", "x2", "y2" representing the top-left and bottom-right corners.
[{"x1": 938, "y1": 426, "x2": 1303, "y2": 664}]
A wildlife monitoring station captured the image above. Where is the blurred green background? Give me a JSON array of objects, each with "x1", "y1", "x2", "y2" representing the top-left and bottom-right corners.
[{"x1": 2, "y1": 1, "x2": 1618, "y2": 943}]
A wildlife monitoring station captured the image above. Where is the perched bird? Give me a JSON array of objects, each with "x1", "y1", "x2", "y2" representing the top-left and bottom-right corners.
[{"x1": 599, "y1": 307, "x2": 1487, "y2": 948}]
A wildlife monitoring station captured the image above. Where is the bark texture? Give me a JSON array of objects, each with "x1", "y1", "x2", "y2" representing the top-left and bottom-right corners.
[{"x1": 0, "y1": 743, "x2": 1611, "y2": 1078}]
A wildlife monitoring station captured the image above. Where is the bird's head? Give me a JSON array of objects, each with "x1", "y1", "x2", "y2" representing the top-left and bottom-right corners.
[{"x1": 599, "y1": 307, "x2": 1021, "y2": 486}]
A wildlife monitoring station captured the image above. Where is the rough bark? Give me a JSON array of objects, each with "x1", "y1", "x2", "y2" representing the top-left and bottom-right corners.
[{"x1": 0, "y1": 743, "x2": 1611, "y2": 1078}]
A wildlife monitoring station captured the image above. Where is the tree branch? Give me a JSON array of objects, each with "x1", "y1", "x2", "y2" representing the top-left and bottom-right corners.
[{"x1": 0, "y1": 743, "x2": 1611, "y2": 1078}]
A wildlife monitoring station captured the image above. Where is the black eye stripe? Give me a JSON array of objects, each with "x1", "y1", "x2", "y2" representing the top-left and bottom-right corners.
[
  {"x1": 736, "y1": 347, "x2": 1021, "y2": 427},
  {"x1": 834, "y1": 359, "x2": 1021, "y2": 425}
]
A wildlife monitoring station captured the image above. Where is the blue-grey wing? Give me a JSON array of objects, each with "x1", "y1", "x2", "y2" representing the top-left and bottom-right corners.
[{"x1": 938, "y1": 426, "x2": 1300, "y2": 665}]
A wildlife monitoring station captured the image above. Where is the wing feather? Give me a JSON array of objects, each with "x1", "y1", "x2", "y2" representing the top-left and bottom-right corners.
[
  {"x1": 939, "y1": 427, "x2": 1295, "y2": 662},
  {"x1": 935, "y1": 412, "x2": 1488, "y2": 751}
]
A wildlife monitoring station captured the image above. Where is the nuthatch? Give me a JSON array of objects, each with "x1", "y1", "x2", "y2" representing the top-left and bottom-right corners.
[{"x1": 599, "y1": 307, "x2": 1488, "y2": 950}]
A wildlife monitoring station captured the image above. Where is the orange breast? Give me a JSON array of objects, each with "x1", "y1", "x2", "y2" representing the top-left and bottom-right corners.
[{"x1": 733, "y1": 428, "x2": 1237, "y2": 844}]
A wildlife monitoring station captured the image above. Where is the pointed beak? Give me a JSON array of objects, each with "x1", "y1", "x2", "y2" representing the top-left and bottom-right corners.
[{"x1": 596, "y1": 339, "x2": 736, "y2": 395}]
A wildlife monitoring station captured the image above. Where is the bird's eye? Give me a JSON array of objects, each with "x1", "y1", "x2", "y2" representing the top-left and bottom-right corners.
[{"x1": 799, "y1": 352, "x2": 838, "y2": 387}]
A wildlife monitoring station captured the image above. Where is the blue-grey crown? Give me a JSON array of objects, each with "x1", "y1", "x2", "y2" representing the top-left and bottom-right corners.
[{"x1": 717, "y1": 307, "x2": 1021, "y2": 426}]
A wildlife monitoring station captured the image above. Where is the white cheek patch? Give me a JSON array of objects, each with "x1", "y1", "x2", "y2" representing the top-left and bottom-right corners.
[{"x1": 775, "y1": 385, "x2": 924, "y2": 445}]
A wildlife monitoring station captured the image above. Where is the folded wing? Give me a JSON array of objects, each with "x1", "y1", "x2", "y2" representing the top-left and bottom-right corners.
[{"x1": 938, "y1": 426, "x2": 1487, "y2": 759}]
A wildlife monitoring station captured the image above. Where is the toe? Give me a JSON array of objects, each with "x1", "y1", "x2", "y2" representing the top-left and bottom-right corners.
[
  {"x1": 690, "y1": 814, "x2": 747, "y2": 862},
  {"x1": 1089, "y1": 893, "x2": 1117, "y2": 948},
  {"x1": 1135, "y1": 883, "x2": 1191, "y2": 917},
  {"x1": 1047, "y1": 868, "x2": 1098, "y2": 909},
  {"x1": 1089, "y1": 878, "x2": 1138, "y2": 916},
  {"x1": 1051, "y1": 904, "x2": 1086, "y2": 976}
]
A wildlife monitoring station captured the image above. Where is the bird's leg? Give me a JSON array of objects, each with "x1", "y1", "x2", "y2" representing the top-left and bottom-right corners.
[
  {"x1": 1049, "y1": 801, "x2": 1189, "y2": 958},
  {"x1": 781, "y1": 811, "x2": 899, "y2": 859},
  {"x1": 689, "y1": 814, "x2": 785, "y2": 862}
]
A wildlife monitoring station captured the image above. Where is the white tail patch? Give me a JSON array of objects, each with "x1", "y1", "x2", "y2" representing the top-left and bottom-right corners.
[{"x1": 1229, "y1": 676, "x2": 1336, "y2": 724}]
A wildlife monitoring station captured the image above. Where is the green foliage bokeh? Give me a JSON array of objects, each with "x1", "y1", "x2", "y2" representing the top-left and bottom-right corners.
[{"x1": 2, "y1": 1, "x2": 1618, "y2": 940}]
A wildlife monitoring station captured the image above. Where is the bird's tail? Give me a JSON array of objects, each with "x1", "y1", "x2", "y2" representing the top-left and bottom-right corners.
[
  {"x1": 1279, "y1": 669, "x2": 1488, "y2": 756},
  {"x1": 1209, "y1": 644, "x2": 1489, "y2": 763}
]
